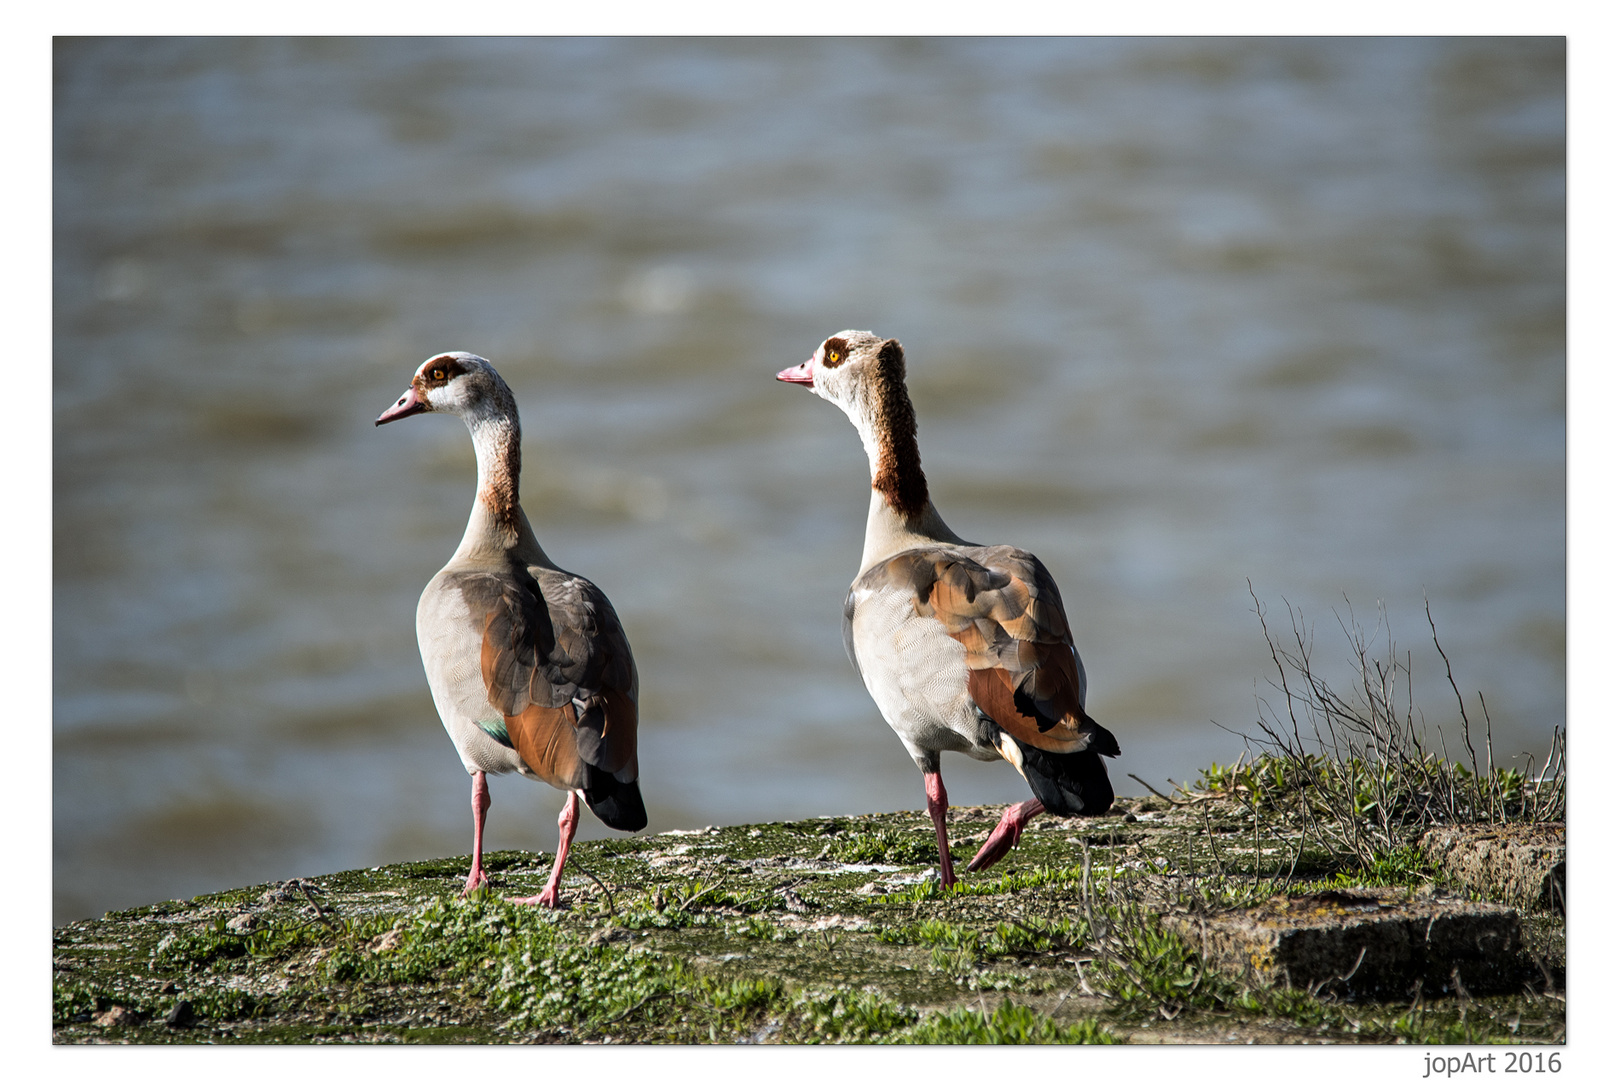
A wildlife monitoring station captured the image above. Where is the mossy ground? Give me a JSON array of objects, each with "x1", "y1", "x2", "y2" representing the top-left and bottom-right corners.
[{"x1": 52, "y1": 796, "x2": 1565, "y2": 1045}]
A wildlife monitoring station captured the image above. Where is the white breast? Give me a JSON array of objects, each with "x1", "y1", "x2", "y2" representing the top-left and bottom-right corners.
[
  {"x1": 416, "y1": 572, "x2": 527, "y2": 776},
  {"x1": 848, "y1": 583, "x2": 998, "y2": 764}
]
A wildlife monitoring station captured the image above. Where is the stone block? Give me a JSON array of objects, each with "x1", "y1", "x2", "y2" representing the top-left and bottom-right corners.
[
  {"x1": 1165, "y1": 889, "x2": 1524, "y2": 998},
  {"x1": 1419, "y1": 823, "x2": 1564, "y2": 913}
]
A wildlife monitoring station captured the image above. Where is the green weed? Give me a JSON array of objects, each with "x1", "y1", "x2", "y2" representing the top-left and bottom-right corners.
[
  {"x1": 897, "y1": 1000, "x2": 1122, "y2": 1044},
  {"x1": 696, "y1": 975, "x2": 785, "y2": 1016},
  {"x1": 189, "y1": 987, "x2": 273, "y2": 1022},
  {"x1": 150, "y1": 916, "x2": 333, "y2": 973},
  {"x1": 317, "y1": 896, "x2": 547, "y2": 985},
  {"x1": 791, "y1": 987, "x2": 917, "y2": 1043},
  {"x1": 493, "y1": 939, "x2": 686, "y2": 1030},
  {"x1": 1328, "y1": 844, "x2": 1436, "y2": 889},
  {"x1": 825, "y1": 828, "x2": 941, "y2": 865},
  {"x1": 1215, "y1": 592, "x2": 1568, "y2": 872},
  {"x1": 52, "y1": 982, "x2": 105, "y2": 1024},
  {"x1": 945, "y1": 862, "x2": 1091, "y2": 898}
]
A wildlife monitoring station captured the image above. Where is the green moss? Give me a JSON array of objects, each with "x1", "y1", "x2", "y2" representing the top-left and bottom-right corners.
[
  {"x1": 53, "y1": 982, "x2": 106, "y2": 1025},
  {"x1": 150, "y1": 916, "x2": 338, "y2": 974},
  {"x1": 189, "y1": 987, "x2": 275, "y2": 1022},
  {"x1": 824, "y1": 828, "x2": 943, "y2": 865}
]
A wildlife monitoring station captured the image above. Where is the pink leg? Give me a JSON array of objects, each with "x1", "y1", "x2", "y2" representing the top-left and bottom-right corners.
[
  {"x1": 923, "y1": 771, "x2": 957, "y2": 888},
  {"x1": 963, "y1": 797, "x2": 1045, "y2": 873},
  {"x1": 511, "y1": 791, "x2": 579, "y2": 909},
  {"x1": 462, "y1": 771, "x2": 492, "y2": 895}
]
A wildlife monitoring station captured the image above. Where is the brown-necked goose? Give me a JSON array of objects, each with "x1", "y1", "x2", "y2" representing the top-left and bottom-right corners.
[
  {"x1": 777, "y1": 331, "x2": 1119, "y2": 886},
  {"x1": 376, "y1": 352, "x2": 645, "y2": 907}
]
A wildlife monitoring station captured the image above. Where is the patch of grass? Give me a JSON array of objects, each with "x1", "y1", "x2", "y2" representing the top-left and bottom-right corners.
[
  {"x1": 150, "y1": 916, "x2": 336, "y2": 973},
  {"x1": 317, "y1": 896, "x2": 544, "y2": 985},
  {"x1": 53, "y1": 982, "x2": 106, "y2": 1024},
  {"x1": 825, "y1": 828, "x2": 941, "y2": 865},
  {"x1": 275, "y1": 894, "x2": 796, "y2": 1040},
  {"x1": 605, "y1": 876, "x2": 778, "y2": 930},
  {"x1": 897, "y1": 1000, "x2": 1122, "y2": 1044},
  {"x1": 1190, "y1": 590, "x2": 1566, "y2": 874},
  {"x1": 306, "y1": 894, "x2": 707, "y2": 1036},
  {"x1": 395, "y1": 857, "x2": 477, "y2": 881},
  {"x1": 1377, "y1": 1004, "x2": 1532, "y2": 1045},
  {"x1": 1093, "y1": 914, "x2": 1230, "y2": 1016},
  {"x1": 1328, "y1": 844, "x2": 1437, "y2": 890},
  {"x1": 150, "y1": 921, "x2": 253, "y2": 972},
  {"x1": 1183, "y1": 873, "x2": 1290, "y2": 909},
  {"x1": 875, "y1": 913, "x2": 1090, "y2": 984},
  {"x1": 695, "y1": 975, "x2": 785, "y2": 1017},
  {"x1": 493, "y1": 937, "x2": 687, "y2": 1030},
  {"x1": 189, "y1": 987, "x2": 274, "y2": 1022},
  {"x1": 985, "y1": 917, "x2": 1088, "y2": 957},
  {"x1": 867, "y1": 860, "x2": 1099, "y2": 905},
  {"x1": 790, "y1": 987, "x2": 917, "y2": 1043},
  {"x1": 870, "y1": 880, "x2": 946, "y2": 905},
  {"x1": 879, "y1": 916, "x2": 1087, "y2": 961},
  {"x1": 949, "y1": 861, "x2": 1091, "y2": 897},
  {"x1": 878, "y1": 917, "x2": 976, "y2": 950},
  {"x1": 1231, "y1": 984, "x2": 1342, "y2": 1029}
]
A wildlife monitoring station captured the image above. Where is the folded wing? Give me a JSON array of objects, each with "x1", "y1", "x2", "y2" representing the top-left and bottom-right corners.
[
  {"x1": 864, "y1": 546, "x2": 1118, "y2": 759},
  {"x1": 464, "y1": 565, "x2": 645, "y2": 829}
]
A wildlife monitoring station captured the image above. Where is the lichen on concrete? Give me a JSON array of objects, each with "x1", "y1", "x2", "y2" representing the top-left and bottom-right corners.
[{"x1": 1420, "y1": 824, "x2": 1565, "y2": 913}]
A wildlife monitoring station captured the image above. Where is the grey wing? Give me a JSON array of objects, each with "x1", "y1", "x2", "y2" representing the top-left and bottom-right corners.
[{"x1": 531, "y1": 568, "x2": 640, "y2": 781}]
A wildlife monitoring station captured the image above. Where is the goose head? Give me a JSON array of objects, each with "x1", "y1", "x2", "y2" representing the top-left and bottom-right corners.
[
  {"x1": 775, "y1": 330, "x2": 902, "y2": 425},
  {"x1": 778, "y1": 330, "x2": 929, "y2": 519},
  {"x1": 376, "y1": 351, "x2": 516, "y2": 427}
]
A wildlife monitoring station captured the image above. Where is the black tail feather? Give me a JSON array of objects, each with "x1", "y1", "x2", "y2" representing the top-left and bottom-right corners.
[
  {"x1": 582, "y1": 766, "x2": 647, "y2": 832},
  {"x1": 1016, "y1": 739, "x2": 1114, "y2": 817},
  {"x1": 1084, "y1": 716, "x2": 1121, "y2": 759}
]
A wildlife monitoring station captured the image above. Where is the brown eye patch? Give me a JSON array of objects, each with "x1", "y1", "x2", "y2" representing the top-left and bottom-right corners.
[
  {"x1": 822, "y1": 336, "x2": 849, "y2": 368},
  {"x1": 422, "y1": 356, "x2": 467, "y2": 384}
]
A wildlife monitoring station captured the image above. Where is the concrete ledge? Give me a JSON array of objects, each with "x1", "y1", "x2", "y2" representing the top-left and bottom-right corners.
[
  {"x1": 1166, "y1": 889, "x2": 1524, "y2": 998},
  {"x1": 1420, "y1": 823, "x2": 1565, "y2": 913}
]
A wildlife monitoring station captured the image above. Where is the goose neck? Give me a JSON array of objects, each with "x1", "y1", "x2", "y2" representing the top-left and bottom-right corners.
[
  {"x1": 466, "y1": 411, "x2": 523, "y2": 544},
  {"x1": 858, "y1": 489, "x2": 968, "y2": 573},
  {"x1": 849, "y1": 360, "x2": 929, "y2": 518}
]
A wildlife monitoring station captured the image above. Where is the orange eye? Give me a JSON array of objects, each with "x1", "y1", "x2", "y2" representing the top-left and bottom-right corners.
[
  {"x1": 432, "y1": 369, "x2": 446, "y2": 380},
  {"x1": 821, "y1": 336, "x2": 849, "y2": 368}
]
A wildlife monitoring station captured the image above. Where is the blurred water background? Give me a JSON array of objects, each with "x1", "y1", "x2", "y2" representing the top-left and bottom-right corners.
[{"x1": 53, "y1": 37, "x2": 1564, "y2": 925}]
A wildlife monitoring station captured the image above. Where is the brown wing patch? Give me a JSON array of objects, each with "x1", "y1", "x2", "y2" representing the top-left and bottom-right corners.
[
  {"x1": 967, "y1": 667, "x2": 1086, "y2": 754},
  {"x1": 472, "y1": 566, "x2": 640, "y2": 789},
  {"x1": 506, "y1": 702, "x2": 588, "y2": 789},
  {"x1": 479, "y1": 599, "x2": 565, "y2": 714},
  {"x1": 875, "y1": 546, "x2": 1091, "y2": 753}
]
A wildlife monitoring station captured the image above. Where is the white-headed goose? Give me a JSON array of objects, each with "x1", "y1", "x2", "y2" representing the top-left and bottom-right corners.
[
  {"x1": 377, "y1": 352, "x2": 645, "y2": 907},
  {"x1": 777, "y1": 331, "x2": 1119, "y2": 886}
]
